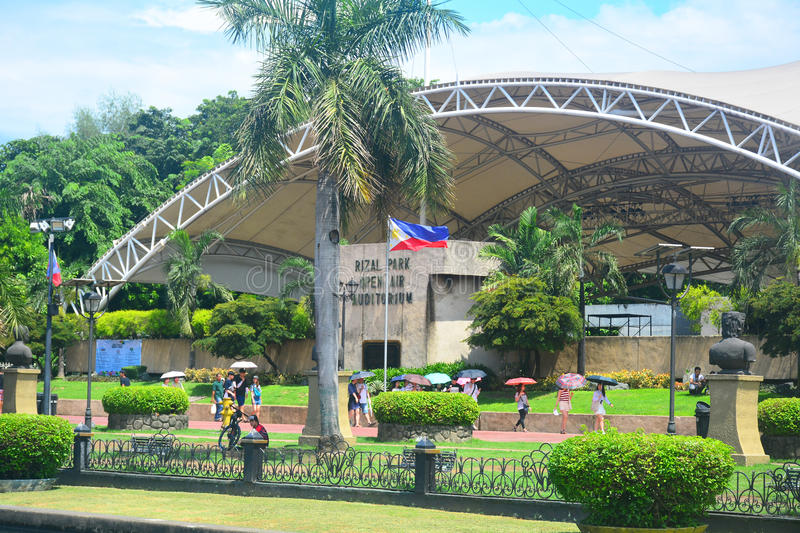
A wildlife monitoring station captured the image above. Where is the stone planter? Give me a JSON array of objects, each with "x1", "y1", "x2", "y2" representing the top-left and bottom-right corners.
[
  {"x1": 0, "y1": 478, "x2": 56, "y2": 493},
  {"x1": 761, "y1": 434, "x2": 800, "y2": 459},
  {"x1": 108, "y1": 413, "x2": 189, "y2": 431},
  {"x1": 577, "y1": 525, "x2": 707, "y2": 533},
  {"x1": 377, "y1": 423, "x2": 472, "y2": 443}
]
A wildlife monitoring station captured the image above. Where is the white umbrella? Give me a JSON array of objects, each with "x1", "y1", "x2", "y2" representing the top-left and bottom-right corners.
[
  {"x1": 160, "y1": 370, "x2": 186, "y2": 379},
  {"x1": 230, "y1": 361, "x2": 257, "y2": 369}
]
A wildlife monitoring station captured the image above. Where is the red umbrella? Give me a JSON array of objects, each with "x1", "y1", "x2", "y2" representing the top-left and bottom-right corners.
[
  {"x1": 555, "y1": 373, "x2": 586, "y2": 390},
  {"x1": 403, "y1": 374, "x2": 432, "y2": 386},
  {"x1": 504, "y1": 377, "x2": 537, "y2": 386}
]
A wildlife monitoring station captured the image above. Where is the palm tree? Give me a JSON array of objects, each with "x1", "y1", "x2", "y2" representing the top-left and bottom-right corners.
[
  {"x1": 479, "y1": 206, "x2": 556, "y2": 285},
  {"x1": 279, "y1": 256, "x2": 315, "y2": 319},
  {"x1": 545, "y1": 204, "x2": 626, "y2": 374},
  {"x1": 203, "y1": 0, "x2": 467, "y2": 444},
  {"x1": 0, "y1": 262, "x2": 33, "y2": 346},
  {"x1": 729, "y1": 180, "x2": 800, "y2": 292},
  {"x1": 164, "y1": 229, "x2": 232, "y2": 366}
]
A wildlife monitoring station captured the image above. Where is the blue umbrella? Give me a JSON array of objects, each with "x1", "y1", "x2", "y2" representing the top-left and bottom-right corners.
[
  {"x1": 424, "y1": 372, "x2": 451, "y2": 385},
  {"x1": 390, "y1": 374, "x2": 406, "y2": 382},
  {"x1": 349, "y1": 370, "x2": 375, "y2": 381}
]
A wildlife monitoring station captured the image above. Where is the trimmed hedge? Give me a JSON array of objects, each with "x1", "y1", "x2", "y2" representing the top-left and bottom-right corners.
[
  {"x1": 121, "y1": 365, "x2": 147, "y2": 379},
  {"x1": 102, "y1": 386, "x2": 189, "y2": 415},
  {"x1": 549, "y1": 431, "x2": 735, "y2": 528},
  {"x1": 758, "y1": 398, "x2": 800, "y2": 436},
  {"x1": 0, "y1": 414, "x2": 73, "y2": 479},
  {"x1": 372, "y1": 392, "x2": 480, "y2": 426}
]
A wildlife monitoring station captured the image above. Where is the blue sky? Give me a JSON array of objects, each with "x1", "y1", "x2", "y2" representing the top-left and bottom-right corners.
[{"x1": 1, "y1": 0, "x2": 798, "y2": 144}]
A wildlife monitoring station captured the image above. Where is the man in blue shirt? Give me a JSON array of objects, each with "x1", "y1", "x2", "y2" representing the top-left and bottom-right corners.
[{"x1": 234, "y1": 368, "x2": 248, "y2": 409}]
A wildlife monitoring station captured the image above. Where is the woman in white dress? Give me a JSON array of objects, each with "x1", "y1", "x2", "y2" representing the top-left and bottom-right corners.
[{"x1": 591, "y1": 383, "x2": 613, "y2": 433}]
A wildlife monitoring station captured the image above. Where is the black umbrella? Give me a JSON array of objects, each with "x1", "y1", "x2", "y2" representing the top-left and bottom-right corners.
[
  {"x1": 456, "y1": 369, "x2": 487, "y2": 379},
  {"x1": 586, "y1": 375, "x2": 618, "y2": 386}
]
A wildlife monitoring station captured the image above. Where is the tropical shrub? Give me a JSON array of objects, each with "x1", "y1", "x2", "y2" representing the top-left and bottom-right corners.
[
  {"x1": 95, "y1": 309, "x2": 180, "y2": 339},
  {"x1": 183, "y1": 367, "x2": 230, "y2": 383},
  {"x1": 758, "y1": 398, "x2": 800, "y2": 436},
  {"x1": 0, "y1": 414, "x2": 73, "y2": 479},
  {"x1": 549, "y1": 431, "x2": 735, "y2": 528},
  {"x1": 679, "y1": 284, "x2": 734, "y2": 333},
  {"x1": 102, "y1": 386, "x2": 189, "y2": 415},
  {"x1": 372, "y1": 392, "x2": 480, "y2": 426},
  {"x1": 190, "y1": 309, "x2": 214, "y2": 338}
]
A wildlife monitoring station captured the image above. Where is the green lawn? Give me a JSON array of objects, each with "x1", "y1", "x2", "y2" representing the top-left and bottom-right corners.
[
  {"x1": 0, "y1": 486, "x2": 579, "y2": 533},
  {"x1": 42, "y1": 379, "x2": 781, "y2": 416}
]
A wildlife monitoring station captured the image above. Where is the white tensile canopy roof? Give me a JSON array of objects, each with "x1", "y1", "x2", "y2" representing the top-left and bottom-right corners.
[{"x1": 88, "y1": 62, "x2": 800, "y2": 297}]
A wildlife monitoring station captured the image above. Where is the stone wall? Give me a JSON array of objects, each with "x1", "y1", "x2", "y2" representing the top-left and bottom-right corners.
[
  {"x1": 377, "y1": 423, "x2": 473, "y2": 443},
  {"x1": 107, "y1": 413, "x2": 189, "y2": 431},
  {"x1": 65, "y1": 338, "x2": 313, "y2": 375}
]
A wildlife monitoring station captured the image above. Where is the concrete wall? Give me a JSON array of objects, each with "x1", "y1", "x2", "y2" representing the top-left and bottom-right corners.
[{"x1": 64, "y1": 338, "x2": 314, "y2": 375}]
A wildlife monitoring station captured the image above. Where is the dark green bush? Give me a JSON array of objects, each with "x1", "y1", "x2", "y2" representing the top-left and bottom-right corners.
[
  {"x1": 102, "y1": 386, "x2": 189, "y2": 415},
  {"x1": 758, "y1": 398, "x2": 800, "y2": 436},
  {"x1": 0, "y1": 414, "x2": 73, "y2": 479},
  {"x1": 121, "y1": 365, "x2": 147, "y2": 379},
  {"x1": 548, "y1": 431, "x2": 735, "y2": 528},
  {"x1": 372, "y1": 392, "x2": 480, "y2": 426}
]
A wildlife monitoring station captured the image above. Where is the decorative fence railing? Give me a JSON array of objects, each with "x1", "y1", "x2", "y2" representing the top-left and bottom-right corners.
[
  {"x1": 63, "y1": 432, "x2": 799, "y2": 519},
  {"x1": 258, "y1": 446, "x2": 413, "y2": 491},
  {"x1": 434, "y1": 445, "x2": 557, "y2": 499}
]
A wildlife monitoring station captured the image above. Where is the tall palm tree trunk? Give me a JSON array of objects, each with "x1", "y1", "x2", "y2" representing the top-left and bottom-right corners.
[{"x1": 314, "y1": 170, "x2": 342, "y2": 442}]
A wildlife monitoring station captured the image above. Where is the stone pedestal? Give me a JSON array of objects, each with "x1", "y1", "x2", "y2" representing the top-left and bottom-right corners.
[
  {"x1": 1, "y1": 368, "x2": 41, "y2": 414},
  {"x1": 298, "y1": 371, "x2": 356, "y2": 446},
  {"x1": 707, "y1": 374, "x2": 770, "y2": 466}
]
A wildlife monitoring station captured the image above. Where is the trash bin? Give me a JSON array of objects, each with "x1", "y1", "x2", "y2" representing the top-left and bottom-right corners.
[
  {"x1": 695, "y1": 401, "x2": 710, "y2": 438},
  {"x1": 36, "y1": 393, "x2": 58, "y2": 415}
]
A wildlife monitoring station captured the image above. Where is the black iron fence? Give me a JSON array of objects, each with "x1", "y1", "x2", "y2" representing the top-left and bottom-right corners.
[{"x1": 64, "y1": 432, "x2": 799, "y2": 518}]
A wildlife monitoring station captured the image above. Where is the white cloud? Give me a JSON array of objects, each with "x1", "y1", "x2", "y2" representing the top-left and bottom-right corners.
[
  {"x1": 133, "y1": 6, "x2": 222, "y2": 33},
  {"x1": 408, "y1": 0, "x2": 800, "y2": 82}
]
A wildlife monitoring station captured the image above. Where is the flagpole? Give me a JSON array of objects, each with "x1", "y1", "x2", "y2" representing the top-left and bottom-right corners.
[{"x1": 383, "y1": 219, "x2": 390, "y2": 393}]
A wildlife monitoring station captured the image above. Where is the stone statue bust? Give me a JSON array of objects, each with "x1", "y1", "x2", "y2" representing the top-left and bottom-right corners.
[
  {"x1": 709, "y1": 312, "x2": 756, "y2": 374},
  {"x1": 3, "y1": 325, "x2": 33, "y2": 368}
]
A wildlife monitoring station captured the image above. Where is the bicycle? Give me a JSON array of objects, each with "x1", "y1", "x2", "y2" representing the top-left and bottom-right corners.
[{"x1": 218, "y1": 406, "x2": 245, "y2": 451}]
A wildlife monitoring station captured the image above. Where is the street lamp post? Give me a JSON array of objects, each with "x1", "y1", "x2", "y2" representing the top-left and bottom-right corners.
[
  {"x1": 29, "y1": 217, "x2": 75, "y2": 415},
  {"x1": 81, "y1": 291, "x2": 101, "y2": 428},
  {"x1": 338, "y1": 279, "x2": 359, "y2": 370},
  {"x1": 661, "y1": 262, "x2": 689, "y2": 435}
]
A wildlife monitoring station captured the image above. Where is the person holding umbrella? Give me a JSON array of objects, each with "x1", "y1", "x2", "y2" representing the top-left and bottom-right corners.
[
  {"x1": 513, "y1": 385, "x2": 530, "y2": 432},
  {"x1": 348, "y1": 377, "x2": 359, "y2": 425},
  {"x1": 588, "y1": 376, "x2": 616, "y2": 433},
  {"x1": 555, "y1": 373, "x2": 585, "y2": 434}
]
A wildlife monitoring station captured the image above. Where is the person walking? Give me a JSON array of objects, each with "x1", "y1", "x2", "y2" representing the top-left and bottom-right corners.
[
  {"x1": 557, "y1": 387, "x2": 573, "y2": 434},
  {"x1": 513, "y1": 385, "x2": 529, "y2": 432},
  {"x1": 173, "y1": 376, "x2": 184, "y2": 390},
  {"x1": 591, "y1": 383, "x2": 613, "y2": 433},
  {"x1": 211, "y1": 372, "x2": 224, "y2": 422},
  {"x1": 249, "y1": 375, "x2": 262, "y2": 418},
  {"x1": 348, "y1": 377, "x2": 359, "y2": 426},
  {"x1": 234, "y1": 368, "x2": 248, "y2": 412},
  {"x1": 356, "y1": 378, "x2": 374, "y2": 426}
]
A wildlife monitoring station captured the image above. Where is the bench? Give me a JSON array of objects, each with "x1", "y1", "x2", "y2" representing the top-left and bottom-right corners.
[
  {"x1": 399, "y1": 448, "x2": 457, "y2": 473},
  {"x1": 776, "y1": 467, "x2": 800, "y2": 503},
  {"x1": 129, "y1": 429, "x2": 176, "y2": 463}
]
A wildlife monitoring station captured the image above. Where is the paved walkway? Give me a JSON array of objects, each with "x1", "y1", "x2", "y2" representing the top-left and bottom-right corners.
[{"x1": 59, "y1": 415, "x2": 576, "y2": 443}]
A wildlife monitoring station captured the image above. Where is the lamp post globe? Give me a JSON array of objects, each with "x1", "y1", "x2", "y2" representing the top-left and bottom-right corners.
[{"x1": 661, "y1": 262, "x2": 689, "y2": 435}]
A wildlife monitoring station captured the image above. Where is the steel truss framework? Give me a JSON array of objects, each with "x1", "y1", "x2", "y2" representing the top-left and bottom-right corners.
[{"x1": 88, "y1": 77, "x2": 800, "y2": 296}]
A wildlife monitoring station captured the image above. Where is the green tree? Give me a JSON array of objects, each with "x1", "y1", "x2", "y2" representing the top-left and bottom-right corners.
[
  {"x1": 194, "y1": 295, "x2": 312, "y2": 371},
  {"x1": 164, "y1": 229, "x2": 233, "y2": 340},
  {"x1": 71, "y1": 90, "x2": 143, "y2": 138},
  {"x1": 467, "y1": 275, "x2": 582, "y2": 377},
  {"x1": 747, "y1": 281, "x2": 800, "y2": 386},
  {"x1": 546, "y1": 204, "x2": 625, "y2": 374},
  {"x1": 279, "y1": 256, "x2": 315, "y2": 320},
  {"x1": 0, "y1": 263, "x2": 34, "y2": 349},
  {"x1": 204, "y1": 0, "x2": 467, "y2": 444},
  {"x1": 679, "y1": 284, "x2": 734, "y2": 334},
  {"x1": 729, "y1": 180, "x2": 800, "y2": 292},
  {"x1": 188, "y1": 90, "x2": 250, "y2": 155}
]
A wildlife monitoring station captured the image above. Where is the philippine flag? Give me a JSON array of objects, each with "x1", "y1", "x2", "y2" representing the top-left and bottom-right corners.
[
  {"x1": 47, "y1": 248, "x2": 62, "y2": 287},
  {"x1": 389, "y1": 218, "x2": 449, "y2": 252}
]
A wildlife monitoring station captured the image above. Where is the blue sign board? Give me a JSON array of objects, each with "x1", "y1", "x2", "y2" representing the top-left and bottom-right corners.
[{"x1": 95, "y1": 339, "x2": 142, "y2": 373}]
